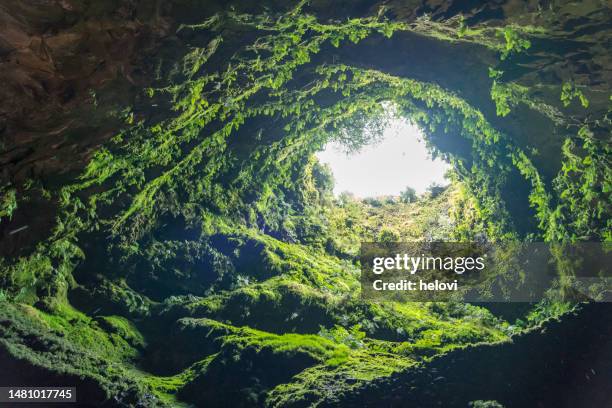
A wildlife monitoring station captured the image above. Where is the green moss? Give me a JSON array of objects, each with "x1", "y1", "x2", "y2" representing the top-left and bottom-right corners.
[
  {"x1": 0, "y1": 185, "x2": 17, "y2": 222},
  {"x1": 0, "y1": 302, "x2": 166, "y2": 406},
  {"x1": 138, "y1": 360, "x2": 211, "y2": 407},
  {"x1": 30, "y1": 303, "x2": 143, "y2": 362},
  {"x1": 266, "y1": 352, "x2": 414, "y2": 407},
  {"x1": 0, "y1": 1, "x2": 607, "y2": 406},
  {"x1": 97, "y1": 316, "x2": 146, "y2": 349},
  {"x1": 226, "y1": 328, "x2": 352, "y2": 367}
]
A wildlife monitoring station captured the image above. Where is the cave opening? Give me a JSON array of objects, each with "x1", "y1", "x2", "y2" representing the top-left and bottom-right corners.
[{"x1": 315, "y1": 107, "x2": 449, "y2": 198}]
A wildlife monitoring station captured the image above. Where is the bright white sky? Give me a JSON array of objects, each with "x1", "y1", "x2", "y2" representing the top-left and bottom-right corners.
[{"x1": 316, "y1": 117, "x2": 449, "y2": 197}]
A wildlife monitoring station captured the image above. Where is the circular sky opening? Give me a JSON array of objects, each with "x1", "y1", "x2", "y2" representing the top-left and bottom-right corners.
[{"x1": 316, "y1": 117, "x2": 450, "y2": 198}]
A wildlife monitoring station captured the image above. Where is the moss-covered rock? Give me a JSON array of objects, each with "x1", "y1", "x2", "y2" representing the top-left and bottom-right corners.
[{"x1": 0, "y1": 0, "x2": 609, "y2": 406}]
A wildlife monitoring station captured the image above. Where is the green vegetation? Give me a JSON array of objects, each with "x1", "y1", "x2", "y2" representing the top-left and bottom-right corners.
[
  {"x1": 498, "y1": 26, "x2": 531, "y2": 60},
  {"x1": 399, "y1": 186, "x2": 417, "y2": 203},
  {"x1": 561, "y1": 82, "x2": 589, "y2": 108},
  {"x1": 0, "y1": 1, "x2": 609, "y2": 406},
  {"x1": 0, "y1": 185, "x2": 17, "y2": 222}
]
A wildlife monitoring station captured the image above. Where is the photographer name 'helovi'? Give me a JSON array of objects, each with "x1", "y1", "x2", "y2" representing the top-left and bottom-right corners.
[{"x1": 372, "y1": 279, "x2": 458, "y2": 291}]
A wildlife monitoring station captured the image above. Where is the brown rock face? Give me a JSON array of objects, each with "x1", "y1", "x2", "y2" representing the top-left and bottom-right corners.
[
  {"x1": 0, "y1": 0, "x2": 175, "y2": 254},
  {"x1": 0, "y1": 0, "x2": 173, "y2": 185}
]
